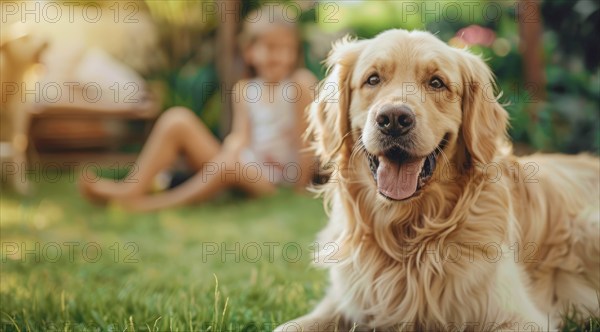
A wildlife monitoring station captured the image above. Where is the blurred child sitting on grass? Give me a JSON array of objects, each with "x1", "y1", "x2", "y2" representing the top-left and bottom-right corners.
[{"x1": 79, "y1": 7, "x2": 317, "y2": 212}]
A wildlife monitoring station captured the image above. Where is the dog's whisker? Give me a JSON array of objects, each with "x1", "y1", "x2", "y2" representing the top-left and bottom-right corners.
[
  {"x1": 436, "y1": 146, "x2": 451, "y2": 166},
  {"x1": 349, "y1": 133, "x2": 366, "y2": 162}
]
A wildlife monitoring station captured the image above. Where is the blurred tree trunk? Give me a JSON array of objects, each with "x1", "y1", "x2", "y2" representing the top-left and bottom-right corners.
[
  {"x1": 518, "y1": 0, "x2": 546, "y2": 122},
  {"x1": 216, "y1": 0, "x2": 241, "y2": 138}
]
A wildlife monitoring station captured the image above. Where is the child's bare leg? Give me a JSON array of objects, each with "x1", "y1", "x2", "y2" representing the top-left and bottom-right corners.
[
  {"x1": 120, "y1": 150, "x2": 276, "y2": 212},
  {"x1": 80, "y1": 107, "x2": 220, "y2": 202}
]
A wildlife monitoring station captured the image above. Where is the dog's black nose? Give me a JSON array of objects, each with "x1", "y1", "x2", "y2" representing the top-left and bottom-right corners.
[{"x1": 376, "y1": 105, "x2": 415, "y2": 136}]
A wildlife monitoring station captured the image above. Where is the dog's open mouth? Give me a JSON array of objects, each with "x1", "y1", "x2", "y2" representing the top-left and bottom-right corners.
[{"x1": 367, "y1": 138, "x2": 446, "y2": 201}]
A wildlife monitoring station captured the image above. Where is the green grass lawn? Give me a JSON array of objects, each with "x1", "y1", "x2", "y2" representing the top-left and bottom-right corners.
[
  {"x1": 1, "y1": 172, "x2": 327, "y2": 331},
  {"x1": 1, "y1": 172, "x2": 597, "y2": 331}
]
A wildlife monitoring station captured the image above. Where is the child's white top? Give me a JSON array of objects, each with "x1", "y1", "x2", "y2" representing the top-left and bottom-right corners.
[{"x1": 241, "y1": 77, "x2": 298, "y2": 183}]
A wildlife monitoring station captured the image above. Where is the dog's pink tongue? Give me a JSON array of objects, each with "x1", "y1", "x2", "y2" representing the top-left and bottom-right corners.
[{"x1": 376, "y1": 156, "x2": 425, "y2": 200}]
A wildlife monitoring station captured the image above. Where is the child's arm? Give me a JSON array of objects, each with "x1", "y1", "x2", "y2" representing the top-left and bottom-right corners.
[{"x1": 292, "y1": 69, "x2": 318, "y2": 191}]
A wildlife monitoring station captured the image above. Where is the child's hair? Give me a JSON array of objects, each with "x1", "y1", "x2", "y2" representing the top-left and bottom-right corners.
[{"x1": 238, "y1": 4, "x2": 303, "y2": 78}]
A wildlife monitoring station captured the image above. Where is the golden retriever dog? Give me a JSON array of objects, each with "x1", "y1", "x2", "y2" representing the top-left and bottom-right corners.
[{"x1": 276, "y1": 29, "x2": 599, "y2": 331}]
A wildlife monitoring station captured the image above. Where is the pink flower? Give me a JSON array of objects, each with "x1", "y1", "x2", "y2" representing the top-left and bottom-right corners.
[{"x1": 455, "y1": 25, "x2": 496, "y2": 47}]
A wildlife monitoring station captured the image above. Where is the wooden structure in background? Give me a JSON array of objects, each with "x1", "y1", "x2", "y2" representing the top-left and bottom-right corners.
[
  {"x1": 518, "y1": 0, "x2": 546, "y2": 122},
  {"x1": 216, "y1": 0, "x2": 241, "y2": 138},
  {"x1": 29, "y1": 88, "x2": 160, "y2": 151}
]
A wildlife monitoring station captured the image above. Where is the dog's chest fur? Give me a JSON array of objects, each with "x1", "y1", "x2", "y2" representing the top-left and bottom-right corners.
[{"x1": 318, "y1": 180, "x2": 521, "y2": 329}]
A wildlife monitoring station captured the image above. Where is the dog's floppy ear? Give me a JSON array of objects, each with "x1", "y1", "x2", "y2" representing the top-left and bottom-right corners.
[
  {"x1": 458, "y1": 51, "x2": 509, "y2": 165},
  {"x1": 307, "y1": 36, "x2": 366, "y2": 165}
]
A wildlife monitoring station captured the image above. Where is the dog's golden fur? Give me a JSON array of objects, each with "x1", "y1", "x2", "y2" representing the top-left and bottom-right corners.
[{"x1": 276, "y1": 30, "x2": 599, "y2": 331}]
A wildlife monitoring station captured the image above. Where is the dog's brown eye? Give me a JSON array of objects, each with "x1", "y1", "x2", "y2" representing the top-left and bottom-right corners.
[
  {"x1": 429, "y1": 77, "x2": 445, "y2": 89},
  {"x1": 366, "y1": 74, "x2": 381, "y2": 86}
]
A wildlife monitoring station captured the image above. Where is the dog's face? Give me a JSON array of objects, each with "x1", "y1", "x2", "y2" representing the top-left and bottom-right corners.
[
  {"x1": 352, "y1": 31, "x2": 464, "y2": 201},
  {"x1": 310, "y1": 30, "x2": 507, "y2": 202}
]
